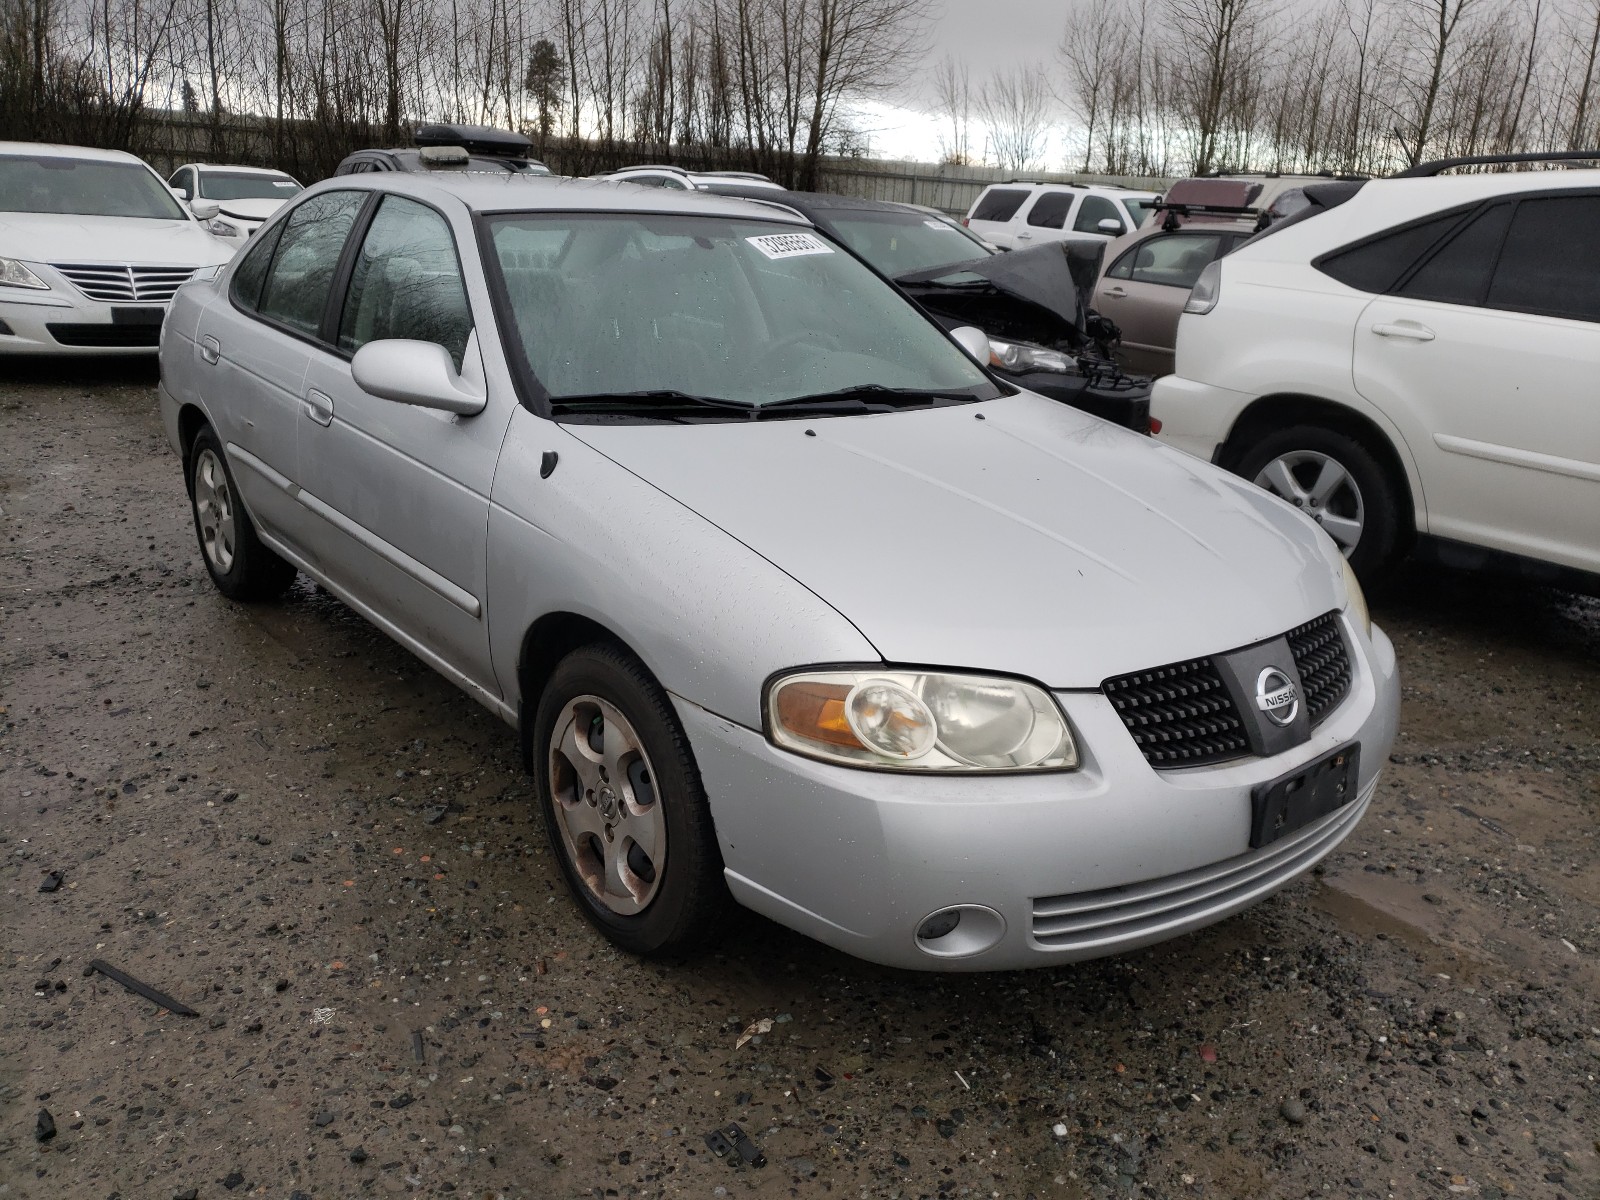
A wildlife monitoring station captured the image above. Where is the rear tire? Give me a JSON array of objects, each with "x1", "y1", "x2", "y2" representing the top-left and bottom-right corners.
[
  {"x1": 531, "y1": 643, "x2": 729, "y2": 957},
  {"x1": 1233, "y1": 424, "x2": 1406, "y2": 585},
  {"x1": 187, "y1": 426, "x2": 297, "y2": 601}
]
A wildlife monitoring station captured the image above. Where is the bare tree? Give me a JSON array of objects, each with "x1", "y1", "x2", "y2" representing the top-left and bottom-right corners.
[
  {"x1": 930, "y1": 52, "x2": 971, "y2": 164},
  {"x1": 977, "y1": 62, "x2": 1053, "y2": 172}
]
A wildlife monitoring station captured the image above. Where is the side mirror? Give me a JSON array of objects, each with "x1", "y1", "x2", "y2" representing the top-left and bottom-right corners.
[
  {"x1": 169, "y1": 185, "x2": 190, "y2": 201},
  {"x1": 949, "y1": 325, "x2": 992, "y2": 365},
  {"x1": 351, "y1": 339, "x2": 486, "y2": 415},
  {"x1": 1097, "y1": 218, "x2": 1125, "y2": 235},
  {"x1": 190, "y1": 199, "x2": 222, "y2": 221}
]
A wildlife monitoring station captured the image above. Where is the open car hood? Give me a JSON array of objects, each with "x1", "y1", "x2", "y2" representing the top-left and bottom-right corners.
[{"x1": 896, "y1": 240, "x2": 1106, "y2": 353}]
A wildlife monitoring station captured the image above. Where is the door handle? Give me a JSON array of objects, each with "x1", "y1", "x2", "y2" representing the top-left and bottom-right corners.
[
  {"x1": 199, "y1": 335, "x2": 220, "y2": 364},
  {"x1": 1102, "y1": 286, "x2": 1127, "y2": 298},
  {"x1": 1371, "y1": 322, "x2": 1435, "y2": 342},
  {"x1": 303, "y1": 389, "x2": 334, "y2": 427},
  {"x1": 1016, "y1": 231, "x2": 1033, "y2": 240}
]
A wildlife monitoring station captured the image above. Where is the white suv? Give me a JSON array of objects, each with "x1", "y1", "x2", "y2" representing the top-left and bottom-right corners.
[
  {"x1": 1152, "y1": 155, "x2": 1600, "y2": 590},
  {"x1": 964, "y1": 182, "x2": 1160, "y2": 250}
]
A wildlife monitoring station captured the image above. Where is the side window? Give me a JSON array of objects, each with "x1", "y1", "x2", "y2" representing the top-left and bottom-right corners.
[
  {"x1": 1316, "y1": 212, "x2": 1466, "y2": 293},
  {"x1": 970, "y1": 188, "x2": 1030, "y2": 223},
  {"x1": 1026, "y1": 191, "x2": 1076, "y2": 229},
  {"x1": 229, "y1": 220, "x2": 286, "y2": 311},
  {"x1": 1106, "y1": 247, "x2": 1136, "y2": 280},
  {"x1": 170, "y1": 168, "x2": 193, "y2": 199},
  {"x1": 257, "y1": 190, "x2": 367, "y2": 337},
  {"x1": 1487, "y1": 195, "x2": 1600, "y2": 322},
  {"x1": 1127, "y1": 234, "x2": 1224, "y2": 288},
  {"x1": 338, "y1": 195, "x2": 472, "y2": 369},
  {"x1": 1074, "y1": 195, "x2": 1124, "y2": 235},
  {"x1": 1395, "y1": 202, "x2": 1511, "y2": 307}
]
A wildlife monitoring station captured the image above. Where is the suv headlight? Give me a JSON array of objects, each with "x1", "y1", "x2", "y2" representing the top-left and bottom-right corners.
[
  {"x1": 206, "y1": 218, "x2": 242, "y2": 238},
  {"x1": 988, "y1": 337, "x2": 1073, "y2": 374},
  {"x1": 1183, "y1": 260, "x2": 1221, "y2": 314},
  {"x1": 767, "y1": 668, "x2": 1078, "y2": 772},
  {"x1": 0, "y1": 258, "x2": 49, "y2": 289}
]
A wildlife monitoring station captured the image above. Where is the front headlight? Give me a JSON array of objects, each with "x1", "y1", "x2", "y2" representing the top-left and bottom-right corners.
[
  {"x1": 1341, "y1": 558, "x2": 1371, "y2": 637},
  {"x1": 767, "y1": 668, "x2": 1078, "y2": 772},
  {"x1": 0, "y1": 258, "x2": 49, "y2": 289},
  {"x1": 988, "y1": 337, "x2": 1073, "y2": 375},
  {"x1": 206, "y1": 219, "x2": 242, "y2": 238}
]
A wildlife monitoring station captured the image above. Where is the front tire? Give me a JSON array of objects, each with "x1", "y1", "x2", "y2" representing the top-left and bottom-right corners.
[
  {"x1": 532, "y1": 644, "x2": 728, "y2": 957},
  {"x1": 1234, "y1": 425, "x2": 1406, "y2": 584},
  {"x1": 187, "y1": 426, "x2": 297, "y2": 600}
]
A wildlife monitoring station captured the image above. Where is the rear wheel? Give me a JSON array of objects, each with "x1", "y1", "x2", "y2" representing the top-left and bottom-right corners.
[
  {"x1": 1234, "y1": 425, "x2": 1405, "y2": 584},
  {"x1": 187, "y1": 426, "x2": 297, "y2": 600},
  {"x1": 532, "y1": 643, "x2": 728, "y2": 957}
]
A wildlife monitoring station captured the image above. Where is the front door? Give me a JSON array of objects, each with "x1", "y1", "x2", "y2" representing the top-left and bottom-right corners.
[
  {"x1": 296, "y1": 193, "x2": 513, "y2": 698},
  {"x1": 1099, "y1": 230, "x2": 1232, "y2": 376}
]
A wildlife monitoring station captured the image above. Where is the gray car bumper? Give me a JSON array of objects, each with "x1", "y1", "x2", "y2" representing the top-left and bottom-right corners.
[{"x1": 679, "y1": 617, "x2": 1399, "y2": 971}]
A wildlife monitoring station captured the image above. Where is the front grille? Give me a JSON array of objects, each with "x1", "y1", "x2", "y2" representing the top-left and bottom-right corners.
[
  {"x1": 1031, "y1": 781, "x2": 1370, "y2": 951},
  {"x1": 1102, "y1": 657, "x2": 1249, "y2": 767},
  {"x1": 46, "y1": 323, "x2": 161, "y2": 347},
  {"x1": 50, "y1": 263, "x2": 197, "y2": 303},
  {"x1": 1287, "y1": 611, "x2": 1352, "y2": 727}
]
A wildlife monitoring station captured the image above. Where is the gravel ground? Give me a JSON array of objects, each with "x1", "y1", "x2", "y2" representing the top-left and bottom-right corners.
[{"x1": 2, "y1": 361, "x2": 1597, "y2": 1200}]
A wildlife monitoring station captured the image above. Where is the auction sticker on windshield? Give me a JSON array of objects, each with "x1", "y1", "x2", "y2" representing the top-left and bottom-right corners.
[{"x1": 747, "y1": 232, "x2": 834, "y2": 260}]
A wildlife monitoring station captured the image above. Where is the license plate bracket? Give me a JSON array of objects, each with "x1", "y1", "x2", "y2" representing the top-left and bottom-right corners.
[
  {"x1": 112, "y1": 306, "x2": 165, "y2": 326},
  {"x1": 1250, "y1": 743, "x2": 1360, "y2": 849}
]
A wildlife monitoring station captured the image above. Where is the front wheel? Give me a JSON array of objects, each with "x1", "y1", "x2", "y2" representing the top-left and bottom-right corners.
[
  {"x1": 531, "y1": 644, "x2": 728, "y2": 957},
  {"x1": 1234, "y1": 426, "x2": 1406, "y2": 584}
]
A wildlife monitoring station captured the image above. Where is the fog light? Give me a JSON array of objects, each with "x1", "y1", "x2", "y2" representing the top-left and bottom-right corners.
[{"x1": 917, "y1": 909, "x2": 962, "y2": 941}]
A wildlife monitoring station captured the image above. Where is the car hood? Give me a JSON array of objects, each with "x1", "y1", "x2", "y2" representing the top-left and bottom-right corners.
[
  {"x1": 568, "y1": 393, "x2": 1344, "y2": 688},
  {"x1": 0, "y1": 212, "x2": 234, "y2": 266},
  {"x1": 896, "y1": 240, "x2": 1104, "y2": 352},
  {"x1": 207, "y1": 197, "x2": 289, "y2": 222}
]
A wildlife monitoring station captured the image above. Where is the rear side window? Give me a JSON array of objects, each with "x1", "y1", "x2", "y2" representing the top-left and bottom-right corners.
[
  {"x1": 257, "y1": 189, "x2": 367, "y2": 336},
  {"x1": 1316, "y1": 212, "x2": 1465, "y2": 293},
  {"x1": 338, "y1": 195, "x2": 472, "y2": 369},
  {"x1": 229, "y1": 221, "x2": 285, "y2": 311},
  {"x1": 1074, "y1": 195, "x2": 1125, "y2": 235},
  {"x1": 1026, "y1": 191, "x2": 1076, "y2": 229},
  {"x1": 1110, "y1": 233, "x2": 1225, "y2": 287},
  {"x1": 970, "y1": 188, "x2": 1030, "y2": 223},
  {"x1": 1487, "y1": 195, "x2": 1600, "y2": 322},
  {"x1": 1395, "y1": 203, "x2": 1511, "y2": 306}
]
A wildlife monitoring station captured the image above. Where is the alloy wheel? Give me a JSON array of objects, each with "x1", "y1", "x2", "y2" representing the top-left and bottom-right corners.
[
  {"x1": 547, "y1": 695, "x2": 666, "y2": 916},
  {"x1": 193, "y1": 447, "x2": 237, "y2": 573},
  {"x1": 1254, "y1": 450, "x2": 1364, "y2": 555}
]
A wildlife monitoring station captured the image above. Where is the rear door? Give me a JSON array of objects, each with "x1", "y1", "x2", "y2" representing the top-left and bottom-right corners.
[
  {"x1": 1012, "y1": 189, "x2": 1077, "y2": 248},
  {"x1": 964, "y1": 187, "x2": 1033, "y2": 249},
  {"x1": 295, "y1": 191, "x2": 513, "y2": 697},
  {"x1": 1098, "y1": 229, "x2": 1234, "y2": 376},
  {"x1": 1352, "y1": 192, "x2": 1600, "y2": 573}
]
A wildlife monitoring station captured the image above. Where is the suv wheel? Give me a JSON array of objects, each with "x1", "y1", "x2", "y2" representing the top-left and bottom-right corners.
[
  {"x1": 531, "y1": 644, "x2": 729, "y2": 957},
  {"x1": 1235, "y1": 425, "x2": 1404, "y2": 583}
]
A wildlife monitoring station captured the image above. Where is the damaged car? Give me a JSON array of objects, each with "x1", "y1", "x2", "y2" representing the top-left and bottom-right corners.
[
  {"x1": 714, "y1": 188, "x2": 1152, "y2": 431},
  {"x1": 160, "y1": 174, "x2": 1400, "y2": 971}
]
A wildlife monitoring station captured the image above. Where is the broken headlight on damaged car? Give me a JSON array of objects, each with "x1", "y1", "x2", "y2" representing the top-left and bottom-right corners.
[
  {"x1": 767, "y1": 669, "x2": 1078, "y2": 772},
  {"x1": 987, "y1": 337, "x2": 1074, "y2": 375}
]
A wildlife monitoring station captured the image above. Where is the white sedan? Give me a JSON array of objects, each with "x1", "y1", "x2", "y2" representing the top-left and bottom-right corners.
[
  {"x1": 168, "y1": 163, "x2": 303, "y2": 244},
  {"x1": 0, "y1": 142, "x2": 235, "y2": 355}
]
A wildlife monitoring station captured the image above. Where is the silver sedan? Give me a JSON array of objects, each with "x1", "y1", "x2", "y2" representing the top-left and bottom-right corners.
[{"x1": 158, "y1": 173, "x2": 1399, "y2": 970}]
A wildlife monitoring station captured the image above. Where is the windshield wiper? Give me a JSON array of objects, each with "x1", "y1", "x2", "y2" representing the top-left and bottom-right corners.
[
  {"x1": 755, "y1": 384, "x2": 978, "y2": 415},
  {"x1": 549, "y1": 389, "x2": 757, "y2": 416}
]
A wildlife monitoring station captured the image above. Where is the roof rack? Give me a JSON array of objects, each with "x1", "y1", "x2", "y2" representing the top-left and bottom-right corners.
[
  {"x1": 1156, "y1": 200, "x2": 1268, "y2": 232},
  {"x1": 1200, "y1": 169, "x2": 1370, "y2": 181},
  {"x1": 1394, "y1": 149, "x2": 1600, "y2": 177},
  {"x1": 414, "y1": 123, "x2": 533, "y2": 158},
  {"x1": 615, "y1": 163, "x2": 693, "y2": 176},
  {"x1": 1002, "y1": 179, "x2": 1081, "y2": 188},
  {"x1": 699, "y1": 170, "x2": 773, "y2": 182}
]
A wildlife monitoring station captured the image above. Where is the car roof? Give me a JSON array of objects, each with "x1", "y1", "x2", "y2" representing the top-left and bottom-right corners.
[
  {"x1": 0, "y1": 141, "x2": 146, "y2": 164},
  {"x1": 186, "y1": 163, "x2": 297, "y2": 176},
  {"x1": 310, "y1": 171, "x2": 813, "y2": 221},
  {"x1": 1230, "y1": 167, "x2": 1600, "y2": 263},
  {"x1": 978, "y1": 180, "x2": 1160, "y2": 198},
  {"x1": 701, "y1": 187, "x2": 912, "y2": 216}
]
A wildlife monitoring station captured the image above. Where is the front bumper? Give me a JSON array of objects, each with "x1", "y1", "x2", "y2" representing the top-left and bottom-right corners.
[
  {"x1": 0, "y1": 291, "x2": 165, "y2": 355},
  {"x1": 680, "y1": 616, "x2": 1399, "y2": 971},
  {"x1": 1004, "y1": 366, "x2": 1151, "y2": 432},
  {"x1": 1150, "y1": 374, "x2": 1258, "y2": 463}
]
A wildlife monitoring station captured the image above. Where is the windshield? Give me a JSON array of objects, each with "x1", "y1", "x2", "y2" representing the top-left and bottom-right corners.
[
  {"x1": 0, "y1": 155, "x2": 188, "y2": 219},
  {"x1": 1122, "y1": 198, "x2": 1159, "y2": 229},
  {"x1": 487, "y1": 213, "x2": 998, "y2": 411},
  {"x1": 198, "y1": 171, "x2": 302, "y2": 201},
  {"x1": 824, "y1": 209, "x2": 991, "y2": 278}
]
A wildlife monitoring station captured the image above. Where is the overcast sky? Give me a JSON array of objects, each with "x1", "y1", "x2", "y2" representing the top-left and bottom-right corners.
[{"x1": 859, "y1": 0, "x2": 1077, "y2": 162}]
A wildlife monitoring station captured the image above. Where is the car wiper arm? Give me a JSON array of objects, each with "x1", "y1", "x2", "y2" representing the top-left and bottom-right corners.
[
  {"x1": 757, "y1": 384, "x2": 976, "y2": 414},
  {"x1": 549, "y1": 389, "x2": 758, "y2": 414}
]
